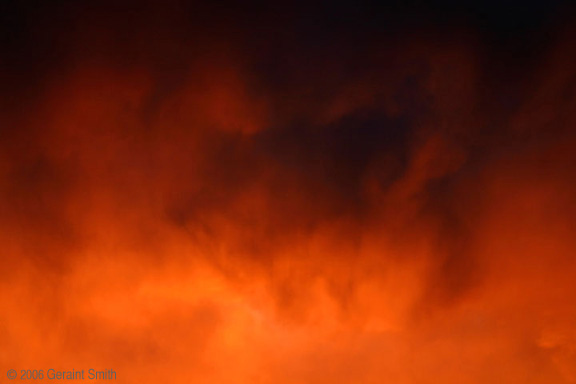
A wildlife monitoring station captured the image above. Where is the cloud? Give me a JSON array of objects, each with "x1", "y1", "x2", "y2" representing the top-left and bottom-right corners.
[{"x1": 1, "y1": 2, "x2": 576, "y2": 383}]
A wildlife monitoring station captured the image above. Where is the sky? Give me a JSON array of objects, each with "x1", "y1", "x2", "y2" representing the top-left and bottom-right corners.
[{"x1": 1, "y1": 1, "x2": 576, "y2": 383}]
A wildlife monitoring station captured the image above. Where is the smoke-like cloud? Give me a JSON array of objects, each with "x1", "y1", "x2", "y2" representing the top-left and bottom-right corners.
[{"x1": 1, "y1": 1, "x2": 576, "y2": 383}]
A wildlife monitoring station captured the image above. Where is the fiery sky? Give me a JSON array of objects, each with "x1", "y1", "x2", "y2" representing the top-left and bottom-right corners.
[{"x1": 1, "y1": 1, "x2": 576, "y2": 383}]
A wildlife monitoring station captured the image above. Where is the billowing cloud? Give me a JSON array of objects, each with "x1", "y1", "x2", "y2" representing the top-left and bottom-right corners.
[{"x1": 1, "y1": 2, "x2": 576, "y2": 383}]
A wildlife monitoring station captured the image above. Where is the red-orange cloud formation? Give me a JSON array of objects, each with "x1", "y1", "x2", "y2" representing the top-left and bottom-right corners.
[{"x1": 1, "y1": 2, "x2": 576, "y2": 383}]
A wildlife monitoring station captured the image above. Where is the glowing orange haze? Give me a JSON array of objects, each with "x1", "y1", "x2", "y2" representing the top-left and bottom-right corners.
[{"x1": 1, "y1": 30, "x2": 576, "y2": 384}]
